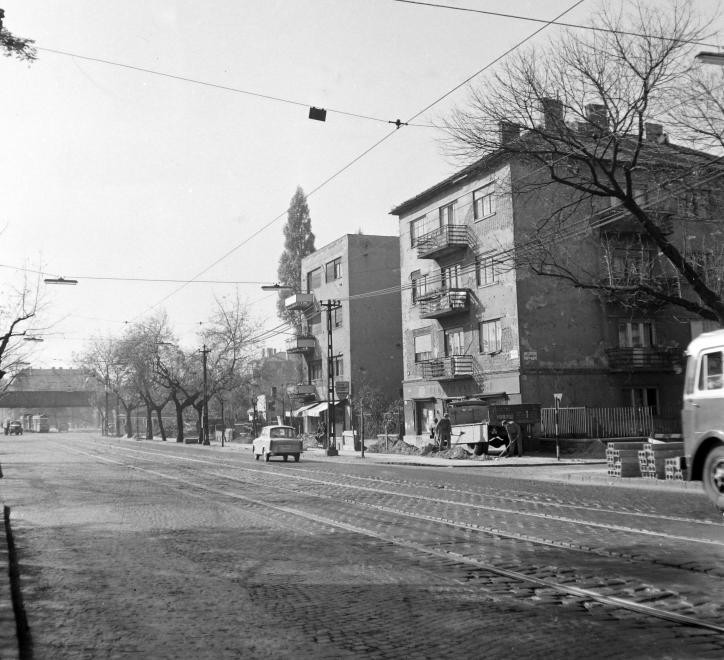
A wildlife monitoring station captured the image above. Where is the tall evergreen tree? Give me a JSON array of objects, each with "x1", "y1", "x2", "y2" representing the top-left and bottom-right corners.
[{"x1": 276, "y1": 187, "x2": 315, "y2": 329}]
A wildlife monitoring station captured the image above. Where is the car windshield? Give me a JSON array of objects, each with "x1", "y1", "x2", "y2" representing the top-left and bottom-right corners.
[{"x1": 270, "y1": 427, "x2": 295, "y2": 439}]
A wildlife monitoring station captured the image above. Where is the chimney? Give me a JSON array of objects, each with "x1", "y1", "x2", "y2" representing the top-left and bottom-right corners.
[
  {"x1": 499, "y1": 120, "x2": 520, "y2": 146},
  {"x1": 541, "y1": 98, "x2": 564, "y2": 131},
  {"x1": 585, "y1": 103, "x2": 609, "y2": 136},
  {"x1": 645, "y1": 122, "x2": 665, "y2": 143}
]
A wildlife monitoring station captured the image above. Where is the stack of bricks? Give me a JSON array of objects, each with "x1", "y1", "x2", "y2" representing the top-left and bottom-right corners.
[
  {"x1": 638, "y1": 442, "x2": 685, "y2": 479},
  {"x1": 606, "y1": 442, "x2": 644, "y2": 478},
  {"x1": 665, "y1": 456, "x2": 687, "y2": 481}
]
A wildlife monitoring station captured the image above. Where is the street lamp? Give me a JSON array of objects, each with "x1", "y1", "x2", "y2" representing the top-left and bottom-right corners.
[
  {"x1": 43, "y1": 277, "x2": 78, "y2": 285},
  {"x1": 696, "y1": 51, "x2": 724, "y2": 66},
  {"x1": 261, "y1": 283, "x2": 291, "y2": 292}
]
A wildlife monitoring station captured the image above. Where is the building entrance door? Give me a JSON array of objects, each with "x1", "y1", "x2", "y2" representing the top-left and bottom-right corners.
[{"x1": 414, "y1": 399, "x2": 437, "y2": 437}]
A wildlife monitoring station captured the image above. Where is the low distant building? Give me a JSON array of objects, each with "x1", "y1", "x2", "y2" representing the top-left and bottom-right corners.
[{"x1": 0, "y1": 368, "x2": 100, "y2": 431}]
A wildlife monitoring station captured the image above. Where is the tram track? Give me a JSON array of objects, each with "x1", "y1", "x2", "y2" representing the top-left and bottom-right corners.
[
  {"x1": 83, "y1": 439, "x2": 723, "y2": 544},
  {"x1": 57, "y1": 438, "x2": 724, "y2": 637}
]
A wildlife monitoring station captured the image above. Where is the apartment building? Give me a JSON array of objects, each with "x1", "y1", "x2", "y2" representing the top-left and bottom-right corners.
[
  {"x1": 391, "y1": 118, "x2": 721, "y2": 444},
  {"x1": 285, "y1": 234, "x2": 402, "y2": 441}
]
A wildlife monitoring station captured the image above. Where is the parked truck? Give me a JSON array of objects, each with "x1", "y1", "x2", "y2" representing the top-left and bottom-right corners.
[
  {"x1": 447, "y1": 400, "x2": 541, "y2": 455},
  {"x1": 682, "y1": 329, "x2": 724, "y2": 514}
]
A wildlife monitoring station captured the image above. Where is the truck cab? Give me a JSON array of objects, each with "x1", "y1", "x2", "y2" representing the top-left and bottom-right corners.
[{"x1": 682, "y1": 329, "x2": 724, "y2": 513}]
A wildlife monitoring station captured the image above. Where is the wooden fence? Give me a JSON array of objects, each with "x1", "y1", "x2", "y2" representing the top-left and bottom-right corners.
[{"x1": 540, "y1": 406, "x2": 679, "y2": 439}]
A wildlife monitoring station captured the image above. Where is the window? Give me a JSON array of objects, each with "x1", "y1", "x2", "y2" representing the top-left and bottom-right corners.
[
  {"x1": 326, "y1": 257, "x2": 342, "y2": 282},
  {"x1": 306, "y1": 267, "x2": 322, "y2": 292},
  {"x1": 622, "y1": 387, "x2": 659, "y2": 414},
  {"x1": 618, "y1": 321, "x2": 656, "y2": 348},
  {"x1": 473, "y1": 182, "x2": 495, "y2": 220},
  {"x1": 479, "y1": 319, "x2": 502, "y2": 354},
  {"x1": 476, "y1": 255, "x2": 497, "y2": 286},
  {"x1": 698, "y1": 351, "x2": 723, "y2": 391},
  {"x1": 310, "y1": 360, "x2": 323, "y2": 381},
  {"x1": 414, "y1": 333, "x2": 432, "y2": 363},
  {"x1": 441, "y1": 263, "x2": 461, "y2": 290},
  {"x1": 410, "y1": 215, "x2": 441, "y2": 247},
  {"x1": 410, "y1": 270, "x2": 430, "y2": 304},
  {"x1": 444, "y1": 328, "x2": 465, "y2": 356},
  {"x1": 439, "y1": 202, "x2": 455, "y2": 226},
  {"x1": 610, "y1": 246, "x2": 657, "y2": 283},
  {"x1": 333, "y1": 306, "x2": 343, "y2": 328},
  {"x1": 332, "y1": 355, "x2": 344, "y2": 377}
]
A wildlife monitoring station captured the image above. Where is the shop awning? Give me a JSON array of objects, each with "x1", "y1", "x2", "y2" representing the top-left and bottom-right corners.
[
  {"x1": 304, "y1": 400, "x2": 343, "y2": 417},
  {"x1": 293, "y1": 402, "x2": 319, "y2": 417}
]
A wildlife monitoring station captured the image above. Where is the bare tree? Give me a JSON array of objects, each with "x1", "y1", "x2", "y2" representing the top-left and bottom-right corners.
[
  {"x1": 444, "y1": 0, "x2": 724, "y2": 322},
  {"x1": 192, "y1": 293, "x2": 258, "y2": 436},
  {"x1": 118, "y1": 314, "x2": 174, "y2": 440},
  {"x1": 0, "y1": 8, "x2": 36, "y2": 61},
  {"x1": 667, "y1": 63, "x2": 724, "y2": 153},
  {"x1": 76, "y1": 336, "x2": 142, "y2": 437},
  {"x1": 0, "y1": 271, "x2": 42, "y2": 392}
]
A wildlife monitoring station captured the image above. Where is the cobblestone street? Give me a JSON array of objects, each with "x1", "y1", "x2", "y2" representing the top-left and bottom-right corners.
[{"x1": 1, "y1": 433, "x2": 723, "y2": 659}]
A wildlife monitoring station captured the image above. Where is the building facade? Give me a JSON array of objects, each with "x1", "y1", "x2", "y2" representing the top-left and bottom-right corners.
[
  {"x1": 286, "y1": 234, "x2": 402, "y2": 442},
  {"x1": 391, "y1": 123, "x2": 721, "y2": 445}
]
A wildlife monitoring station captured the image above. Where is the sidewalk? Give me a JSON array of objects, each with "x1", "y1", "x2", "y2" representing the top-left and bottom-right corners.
[{"x1": 210, "y1": 438, "x2": 699, "y2": 492}]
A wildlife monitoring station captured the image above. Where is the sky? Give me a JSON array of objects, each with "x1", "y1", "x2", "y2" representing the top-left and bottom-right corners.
[{"x1": 1, "y1": 0, "x2": 721, "y2": 367}]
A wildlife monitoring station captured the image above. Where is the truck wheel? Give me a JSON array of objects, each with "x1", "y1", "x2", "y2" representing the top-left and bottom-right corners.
[
  {"x1": 702, "y1": 445, "x2": 724, "y2": 511},
  {"x1": 473, "y1": 442, "x2": 488, "y2": 456},
  {"x1": 294, "y1": 454, "x2": 300, "y2": 462}
]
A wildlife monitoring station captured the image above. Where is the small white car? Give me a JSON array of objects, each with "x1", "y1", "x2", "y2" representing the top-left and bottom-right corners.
[{"x1": 252, "y1": 425, "x2": 303, "y2": 462}]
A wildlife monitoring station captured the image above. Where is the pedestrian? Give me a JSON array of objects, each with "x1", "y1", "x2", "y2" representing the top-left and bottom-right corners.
[
  {"x1": 435, "y1": 413, "x2": 452, "y2": 450},
  {"x1": 501, "y1": 419, "x2": 523, "y2": 457},
  {"x1": 429, "y1": 414, "x2": 438, "y2": 444}
]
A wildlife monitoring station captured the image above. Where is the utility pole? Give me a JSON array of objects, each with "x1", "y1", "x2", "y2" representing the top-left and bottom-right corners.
[
  {"x1": 321, "y1": 299, "x2": 341, "y2": 456},
  {"x1": 202, "y1": 344, "x2": 210, "y2": 445},
  {"x1": 104, "y1": 371, "x2": 109, "y2": 437}
]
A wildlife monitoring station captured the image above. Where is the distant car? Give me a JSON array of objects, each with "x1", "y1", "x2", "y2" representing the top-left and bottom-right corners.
[
  {"x1": 8, "y1": 421, "x2": 23, "y2": 435},
  {"x1": 252, "y1": 425, "x2": 303, "y2": 462}
]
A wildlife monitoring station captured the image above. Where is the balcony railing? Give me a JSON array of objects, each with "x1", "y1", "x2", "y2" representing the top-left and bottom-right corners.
[
  {"x1": 594, "y1": 205, "x2": 674, "y2": 235},
  {"x1": 287, "y1": 383, "x2": 317, "y2": 397},
  {"x1": 419, "y1": 289, "x2": 469, "y2": 319},
  {"x1": 284, "y1": 293, "x2": 316, "y2": 310},
  {"x1": 416, "y1": 225, "x2": 470, "y2": 259},
  {"x1": 419, "y1": 355, "x2": 475, "y2": 380},
  {"x1": 285, "y1": 335, "x2": 316, "y2": 353},
  {"x1": 605, "y1": 347, "x2": 682, "y2": 371}
]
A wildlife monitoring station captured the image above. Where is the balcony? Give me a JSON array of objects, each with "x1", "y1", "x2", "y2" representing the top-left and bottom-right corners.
[
  {"x1": 287, "y1": 383, "x2": 317, "y2": 398},
  {"x1": 605, "y1": 347, "x2": 683, "y2": 372},
  {"x1": 419, "y1": 355, "x2": 475, "y2": 380},
  {"x1": 594, "y1": 205, "x2": 674, "y2": 235},
  {"x1": 285, "y1": 335, "x2": 316, "y2": 354},
  {"x1": 419, "y1": 289, "x2": 469, "y2": 319},
  {"x1": 416, "y1": 225, "x2": 470, "y2": 259},
  {"x1": 285, "y1": 293, "x2": 316, "y2": 310}
]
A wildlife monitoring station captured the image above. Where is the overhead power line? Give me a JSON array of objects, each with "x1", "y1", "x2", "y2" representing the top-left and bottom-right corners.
[
  {"x1": 132, "y1": 0, "x2": 584, "y2": 324},
  {"x1": 0, "y1": 264, "x2": 275, "y2": 285},
  {"x1": 392, "y1": 0, "x2": 722, "y2": 49},
  {"x1": 37, "y1": 46, "x2": 434, "y2": 129}
]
